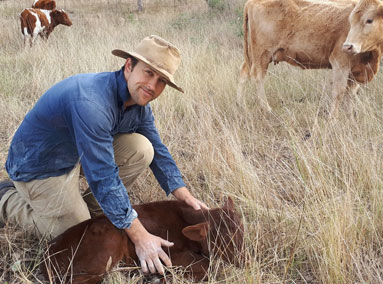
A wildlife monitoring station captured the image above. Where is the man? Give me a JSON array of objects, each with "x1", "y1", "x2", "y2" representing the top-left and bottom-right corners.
[{"x1": 0, "y1": 35, "x2": 208, "y2": 275}]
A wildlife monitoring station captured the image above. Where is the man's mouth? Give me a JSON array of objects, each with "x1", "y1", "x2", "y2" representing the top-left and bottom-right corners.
[{"x1": 141, "y1": 87, "x2": 154, "y2": 97}]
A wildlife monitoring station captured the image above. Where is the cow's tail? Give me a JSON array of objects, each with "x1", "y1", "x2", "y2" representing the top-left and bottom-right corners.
[
  {"x1": 242, "y1": 3, "x2": 251, "y2": 72},
  {"x1": 237, "y1": 3, "x2": 251, "y2": 98},
  {"x1": 19, "y1": 11, "x2": 27, "y2": 36}
]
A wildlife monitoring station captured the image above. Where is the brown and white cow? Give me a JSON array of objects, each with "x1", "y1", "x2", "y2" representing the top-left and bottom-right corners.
[
  {"x1": 238, "y1": 0, "x2": 383, "y2": 117},
  {"x1": 20, "y1": 8, "x2": 72, "y2": 47},
  {"x1": 32, "y1": 0, "x2": 56, "y2": 10},
  {"x1": 40, "y1": 198, "x2": 245, "y2": 284}
]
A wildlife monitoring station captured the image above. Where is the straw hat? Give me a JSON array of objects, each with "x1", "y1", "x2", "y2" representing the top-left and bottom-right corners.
[{"x1": 112, "y1": 35, "x2": 184, "y2": 93}]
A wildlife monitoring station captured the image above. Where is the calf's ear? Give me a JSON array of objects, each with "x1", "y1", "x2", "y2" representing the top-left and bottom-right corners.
[
  {"x1": 223, "y1": 196, "x2": 234, "y2": 211},
  {"x1": 182, "y1": 222, "x2": 209, "y2": 241}
]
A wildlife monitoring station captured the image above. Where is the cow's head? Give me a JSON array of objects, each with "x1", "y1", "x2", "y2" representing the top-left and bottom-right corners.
[
  {"x1": 343, "y1": 0, "x2": 383, "y2": 54},
  {"x1": 52, "y1": 9, "x2": 72, "y2": 26},
  {"x1": 181, "y1": 197, "x2": 245, "y2": 267}
]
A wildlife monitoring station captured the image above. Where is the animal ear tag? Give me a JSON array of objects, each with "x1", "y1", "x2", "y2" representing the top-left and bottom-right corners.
[{"x1": 182, "y1": 222, "x2": 209, "y2": 241}]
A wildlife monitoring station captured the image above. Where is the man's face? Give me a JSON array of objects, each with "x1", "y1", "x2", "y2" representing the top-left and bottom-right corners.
[{"x1": 124, "y1": 58, "x2": 167, "y2": 106}]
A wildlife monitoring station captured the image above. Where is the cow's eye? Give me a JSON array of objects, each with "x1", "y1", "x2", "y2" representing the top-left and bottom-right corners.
[{"x1": 366, "y1": 19, "x2": 373, "y2": 24}]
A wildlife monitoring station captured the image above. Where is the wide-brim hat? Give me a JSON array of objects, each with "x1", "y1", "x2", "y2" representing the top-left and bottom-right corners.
[{"x1": 112, "y1": 35, "x2": 184, "y2": 93}]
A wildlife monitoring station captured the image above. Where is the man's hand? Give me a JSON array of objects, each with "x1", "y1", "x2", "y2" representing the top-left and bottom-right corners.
[
  {"x1": 172, "y1": 187, "x2": 209, "y2": 210},
  {"x1": 125, "y1": 218, "x2": 174, "y2": 275}
]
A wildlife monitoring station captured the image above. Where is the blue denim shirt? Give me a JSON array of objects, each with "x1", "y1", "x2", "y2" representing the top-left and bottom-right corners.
[{"x1": 5, "y1": 68, "x2": 186, "y2": 229}]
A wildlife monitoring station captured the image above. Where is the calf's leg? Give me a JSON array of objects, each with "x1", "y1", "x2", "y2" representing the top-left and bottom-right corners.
[{"x1": 171, "y1": 251, "x2": 210, "y2": 281}]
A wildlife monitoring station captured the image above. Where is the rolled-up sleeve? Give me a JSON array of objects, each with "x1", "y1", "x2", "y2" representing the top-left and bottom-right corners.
[
  {"x1": 136, "y1": 108, "x2": 186, "y2": 195},
  {"x1": 66, "y1": 98, "x2": 137, "y2": 229}
]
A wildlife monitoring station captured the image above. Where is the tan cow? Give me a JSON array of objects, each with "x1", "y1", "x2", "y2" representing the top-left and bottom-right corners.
[
  {"x1": 20, "y1": 8, "x2": 72, "y2": 47},
  {"x1": 238, "y1": 0, "x2": 383, "y2": 117}
]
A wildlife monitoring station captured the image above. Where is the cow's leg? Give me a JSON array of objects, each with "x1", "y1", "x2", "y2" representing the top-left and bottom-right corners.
[
  {"x1": 251, "y1": 52, "x2": 271, "y2": 112},
  {"x1": 329, "y1": 64, "x2": 349, "y2": 118},
  {"x1": 42, "y1": 31, "x2": 49, "y2": 41},
  {"x1": 30, "y1": 34, "x2": 37, "y2": 47},
  {"x1": 237, "y1": 61, "x2": 250, "y2": 102},
  {"x1": 26, "y1": 34, "x2": 33, "y2": 47},
  {"x1": 22, "y1": 29, "x2": 31, "y2": 47},
  {"x1": 343, "y1": 79, "x2": 359, "y2": 116},
  {"x1": 31, "y1": 28, "x2": 41, "y2": 46}
]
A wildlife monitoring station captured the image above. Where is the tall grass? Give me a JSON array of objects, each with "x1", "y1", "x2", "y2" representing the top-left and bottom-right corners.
[{"x1": 2, "y1": 0, "x2": 383, "y2": 283}]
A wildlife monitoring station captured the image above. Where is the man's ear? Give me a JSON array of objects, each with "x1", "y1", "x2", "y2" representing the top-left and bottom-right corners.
[
  {"x1": 124, "y1": 57, "x2": 133, "y2": 73},
  {"x1": 182, "y1": 222, "x2": 209, "y2": 241}
]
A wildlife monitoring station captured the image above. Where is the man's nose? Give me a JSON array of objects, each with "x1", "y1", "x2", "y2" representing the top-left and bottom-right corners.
[{"x1": 147, "y1": 76, "x2": 160, "y2": 90}]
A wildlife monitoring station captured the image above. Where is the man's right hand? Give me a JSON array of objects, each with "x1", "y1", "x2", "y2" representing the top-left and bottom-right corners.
[{"x1": 124, "y1": 218, "x2": 174, "y2": 275}]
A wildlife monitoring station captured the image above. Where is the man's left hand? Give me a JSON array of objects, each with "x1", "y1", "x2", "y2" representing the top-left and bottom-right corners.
[{"x1": 172, "y1": 187, "x2": 209, "y2": 210}]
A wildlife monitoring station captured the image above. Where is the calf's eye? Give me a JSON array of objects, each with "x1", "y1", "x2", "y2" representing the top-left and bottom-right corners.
[{"x1": 366, "y1": 19, "x2": 373, "y2": 24}]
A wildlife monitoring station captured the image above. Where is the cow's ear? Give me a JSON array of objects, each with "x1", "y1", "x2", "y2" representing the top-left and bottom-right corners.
[
  {"x1": 223, "y1": 196, "x2": 234, "y2": 211},
  {"x1": 378, "y1": 4, "x2": 383, "y2": 17},
  {"x1": 182, "y1": 222, "x2": 209, "y2": 241}
]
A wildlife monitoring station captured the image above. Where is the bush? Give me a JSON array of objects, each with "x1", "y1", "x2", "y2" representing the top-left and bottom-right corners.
[{"x1": 206, "y1": 0, "x2": 227, "y2": 11}]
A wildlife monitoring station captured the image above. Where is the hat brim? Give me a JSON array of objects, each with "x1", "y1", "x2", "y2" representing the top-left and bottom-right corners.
[{"x1": 112, "y1": 49, "x2": 184, "y2": 93}]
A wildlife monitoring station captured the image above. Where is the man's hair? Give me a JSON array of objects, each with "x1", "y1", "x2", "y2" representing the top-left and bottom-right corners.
[
  {"x1": 129, "y1": 56, "x2": 138, "y2": 70},
  {"x1": 123, "y1": 56, "x2": 139, "y2": 72}
]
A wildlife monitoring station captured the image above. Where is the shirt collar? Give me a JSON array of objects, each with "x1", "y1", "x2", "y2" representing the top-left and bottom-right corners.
[{"x1": 116, "y1": 67, "x2": 130, "y2": 110}]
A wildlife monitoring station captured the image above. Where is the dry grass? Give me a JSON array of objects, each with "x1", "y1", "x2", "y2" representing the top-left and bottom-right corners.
[{"x1": 2, "y1": 0, "x2": 383, "y2": 283}]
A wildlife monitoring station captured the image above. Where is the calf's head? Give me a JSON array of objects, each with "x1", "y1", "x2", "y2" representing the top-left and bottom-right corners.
[
  {"x1": 52, "y1": 9, "x2": 72, "y2": 26},
  {"x1": 343, "y1": 0, "x2": 383, "y2": 54},
  {"x1": 182, "y1": 197, "x2": 245, "y2": 266}
]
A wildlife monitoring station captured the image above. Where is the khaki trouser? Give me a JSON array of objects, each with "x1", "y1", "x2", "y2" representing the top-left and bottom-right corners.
[{"x1": 0, "y1": 133, "x2": 154, "y2": 238}]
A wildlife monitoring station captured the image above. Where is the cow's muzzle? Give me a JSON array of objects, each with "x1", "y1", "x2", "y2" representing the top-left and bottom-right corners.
[{"x1": 342, "y1": 43, "x2": 360, "y2": 54}]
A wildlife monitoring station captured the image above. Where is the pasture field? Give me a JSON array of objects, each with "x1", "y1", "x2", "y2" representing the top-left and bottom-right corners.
[{"x1": 2, "y1": 0, "x2": 383, "y2": 283}]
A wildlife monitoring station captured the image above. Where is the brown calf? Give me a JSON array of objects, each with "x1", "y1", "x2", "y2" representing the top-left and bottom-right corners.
[
  {"x1": 32, "y1": 0, "x2": 56, "y2": 10},
  {"x1": 40, "y1": 198, "x2": 245, "y2": 283},
  {"x1": 20, "y1": 8, "x2": 72, "y2": 47}
]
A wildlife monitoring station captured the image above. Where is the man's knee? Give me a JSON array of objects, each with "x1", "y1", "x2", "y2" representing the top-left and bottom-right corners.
[
  {"x1": 114, "y1": 133, "x2": 154, "y2": 168},
  {"x1": 133, "y1": 135, "x2": 154, "y2": 167}
]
